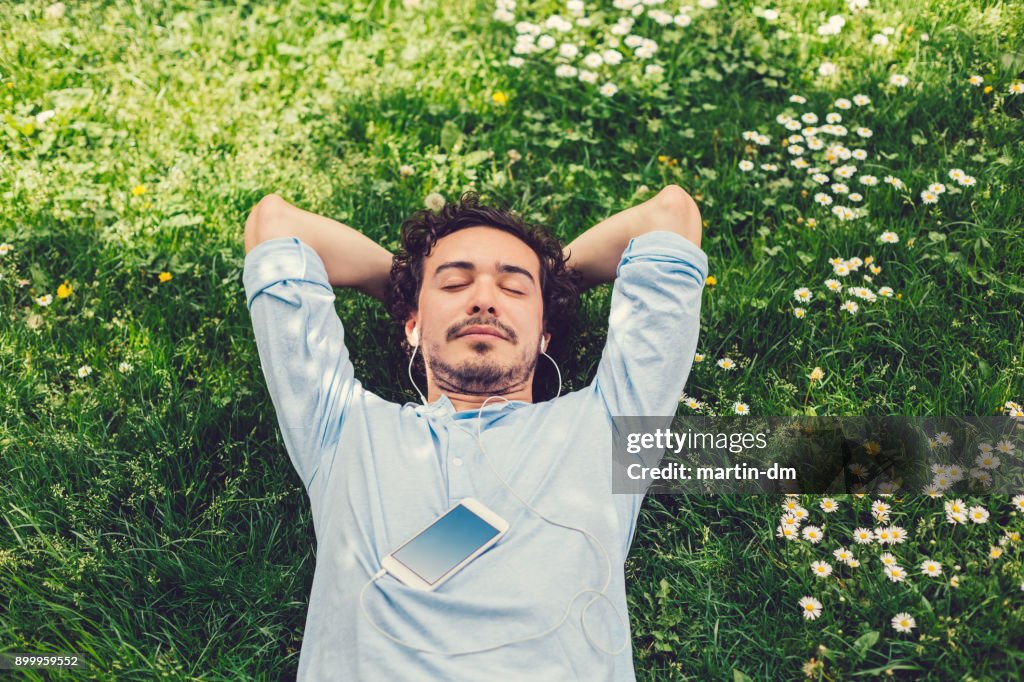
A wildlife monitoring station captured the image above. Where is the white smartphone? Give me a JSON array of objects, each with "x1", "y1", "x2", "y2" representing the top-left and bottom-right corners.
[{"x1": 381, "y1": 498, "x2": 509, "y2": 591}]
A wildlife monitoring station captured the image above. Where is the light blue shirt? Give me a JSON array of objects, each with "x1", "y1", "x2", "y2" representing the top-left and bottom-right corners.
[{"x1": 243, "y1": 230, "x2": 707, "y2": 681}]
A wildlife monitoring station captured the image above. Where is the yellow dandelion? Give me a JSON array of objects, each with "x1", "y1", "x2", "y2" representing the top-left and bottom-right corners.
[
  {"x1": 57, "y1": 281, "x2": 73, "y2": 298},
  {"x1": 158, "y1": 271, "x2": 173, "y2": 283},
  {"x1": 809, "y1": 367, "x2": 824, "y2": 381},
  {"x1": 705, "y1": 275, "x2": 717, "y2": 286},
  {"x1": 491, "y1": 91, "x2": 508, "y2": 105},
  {"x1": 131, "y1": 184, "x2": 147, "y2": 196}
]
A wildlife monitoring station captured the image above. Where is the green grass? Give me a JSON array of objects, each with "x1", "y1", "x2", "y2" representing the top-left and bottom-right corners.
[{"x1": 1, "y1": 0, "x2": 1023, "y2": 678}]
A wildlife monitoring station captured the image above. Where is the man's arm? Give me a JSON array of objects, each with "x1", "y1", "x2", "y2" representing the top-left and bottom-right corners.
[
  {"x1": 562, "y1": 184, "x2": 702, "y2": 291},
  {"x1": 244, "y1": 194, "x2": 393, "y2": 302}
]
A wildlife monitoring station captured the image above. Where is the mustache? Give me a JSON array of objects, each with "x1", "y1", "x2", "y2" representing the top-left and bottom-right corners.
[{"x1": 448, "y1": 317, "x2": 518, "y2": 342}]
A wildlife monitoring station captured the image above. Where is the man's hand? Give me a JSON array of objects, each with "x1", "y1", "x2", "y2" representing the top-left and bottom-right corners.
[
  {"x1": 562, "y1": 184, "x2": 702, "y2": 291},
  {"x1": 244, "y1": 194, "x2": 394, "y2": 302}
]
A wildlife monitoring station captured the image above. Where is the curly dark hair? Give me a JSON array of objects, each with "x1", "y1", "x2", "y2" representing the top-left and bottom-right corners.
[{"x1": 386, "y1": 191, "x2": 582, "y2": 399}]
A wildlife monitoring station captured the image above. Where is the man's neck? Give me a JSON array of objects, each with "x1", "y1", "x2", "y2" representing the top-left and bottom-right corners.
[{"x1": 427, "y1": 386, "x2": 533, "y2": 413}]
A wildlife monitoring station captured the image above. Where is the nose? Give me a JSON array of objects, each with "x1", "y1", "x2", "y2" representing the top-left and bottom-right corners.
[{"x1": 466, "y1": 278, "x2": 499, "y2": 316}]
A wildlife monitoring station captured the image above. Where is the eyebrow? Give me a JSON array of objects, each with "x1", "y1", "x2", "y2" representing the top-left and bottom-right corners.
[{"x1": 432, "y1": 261, "x2": 536, "y2": 284}]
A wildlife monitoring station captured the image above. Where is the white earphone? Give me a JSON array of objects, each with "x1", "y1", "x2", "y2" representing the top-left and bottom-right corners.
[{"x1": 540, "y1": 335, "x2": 548, "y2": 353}]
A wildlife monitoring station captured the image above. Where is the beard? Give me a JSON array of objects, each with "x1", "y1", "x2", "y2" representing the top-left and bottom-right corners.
[{"x1": 427, "y1": 340, "x2": 537, "y2": 396}]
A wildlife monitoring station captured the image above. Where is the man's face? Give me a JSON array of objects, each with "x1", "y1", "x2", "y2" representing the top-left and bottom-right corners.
[{"x1": 407, "y1": 226, "x2": 549, "y2": 397}]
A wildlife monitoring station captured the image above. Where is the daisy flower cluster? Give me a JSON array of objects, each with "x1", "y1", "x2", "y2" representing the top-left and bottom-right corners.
[
  {"x1": 739, "y1": 93, "x2": 883, "y2": 223},
  {"x1": 494, "y1": 0, "x2": 721, "y2": 96},
  {"x1": 918, "y1": 169, "x2": 977, "y2": 205},
  {"x1": 69, "y1": 362, "x2": 135, "y2": 379},
  {"x1": 790, "y1": 254, "x2": 896, "y2": 319},
  {"x1": 679, "y1": 352, "x2": 752, "y2": 415},
  {"x1": 738, "y1": 91, "x2": 980, "y2": 222},
  {"x1": 775, "y1": 495, "x2": 829, "y2": 543},
  {"x1": 787, "y1": 493, "x2": 1024, "y2": 634},
  {"x1": 921, "y1": 434, "x2": 1020, "y2": 495},
  {"x1": 677, "y1": 389, "x2": 750, "y2": 416},
  {"x1": 966, "y1": 74, "x2": 1024, "y2": 94}
]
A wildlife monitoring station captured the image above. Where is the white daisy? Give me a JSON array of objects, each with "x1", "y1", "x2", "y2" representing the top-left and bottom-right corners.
[
  {"x1": 798, "y1": 596, "x2": 823, "y2": 620},
  {"x1": 777, "y1": 525, "x2": 799, "y2": 540},
  {"x1": 853, "y1": 527, "x2": 874, "y2": 544},
  {"x1": 975, "y1": 453, "x2": 1000, "y2": 469},
  {"x1": 891, "y1": 612, "x2": 916, "y2": 632},
  {"x1": 801, "y1": 525, "x2": 824, "y2": 543},
  {"x1": 810, "y1": 560, "x2": 833, "y2": 578},
  {"x1": 833, "y1": 547, "x2": 853, "y2": 562},
  {"x1": 884, "y1": 565, "x2": 907, "y2": 582}
]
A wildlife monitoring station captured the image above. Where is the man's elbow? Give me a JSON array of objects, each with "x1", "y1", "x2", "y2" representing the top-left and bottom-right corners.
[
  {"x1": 653, "y1": 184, "x2": 702, "y2": 248},
  {"x1": 244, "y1": 193, "x2": 288, "y2": 254}
]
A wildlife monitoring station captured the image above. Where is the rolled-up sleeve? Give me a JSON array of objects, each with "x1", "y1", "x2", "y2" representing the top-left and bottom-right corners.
[
  {"x1": 243, "y1": 237, "x2": 358, "y2": 490},
  {"x1": 593, "y1": 230, "x2": 707, "y2": 418}
]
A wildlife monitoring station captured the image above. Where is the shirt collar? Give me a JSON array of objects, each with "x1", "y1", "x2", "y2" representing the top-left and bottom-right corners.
[{"x1": 413, "y1": 393, "x2": 530, "y2": 420}]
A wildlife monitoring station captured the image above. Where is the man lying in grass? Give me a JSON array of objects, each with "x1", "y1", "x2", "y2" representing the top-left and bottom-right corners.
[{"x1": 242, "y1": 185, "x2": 705, "y2": 680}]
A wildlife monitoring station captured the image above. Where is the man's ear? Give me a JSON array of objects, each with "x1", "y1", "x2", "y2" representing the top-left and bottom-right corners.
[
  {"x1": 541, "y1": 332, "x2": 551, "y2": 353},
  {"x1": 405, "y1": 316, "x2": 419, "y2": 347}
]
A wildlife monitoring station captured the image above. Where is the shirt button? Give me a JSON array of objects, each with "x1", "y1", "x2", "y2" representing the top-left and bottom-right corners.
[{"x1": 452, "y1": 457, "x2": 464, "y2": 467}]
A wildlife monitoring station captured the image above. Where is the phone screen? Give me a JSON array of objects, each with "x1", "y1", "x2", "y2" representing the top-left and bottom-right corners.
[{"x1": 391, "y1": 503, "x2": 502, "y2": 585}]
